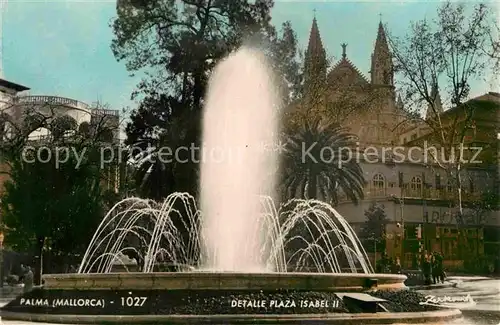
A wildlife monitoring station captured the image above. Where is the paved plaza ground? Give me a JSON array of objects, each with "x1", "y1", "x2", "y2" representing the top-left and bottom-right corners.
[{"x1": 417, "y1": 278, "x2": 500, "y2": 325}]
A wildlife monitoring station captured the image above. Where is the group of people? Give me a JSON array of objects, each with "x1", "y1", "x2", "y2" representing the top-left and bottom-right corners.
[
  {"x1": 375, "y1": 252, "x2": 402, "y2": 274},
  {"x1": 375, "y1": 251, "x2": 446, "y2": 286},
  {"x1": 420, "y1": 251, "x2": 445, "y2": 285}
]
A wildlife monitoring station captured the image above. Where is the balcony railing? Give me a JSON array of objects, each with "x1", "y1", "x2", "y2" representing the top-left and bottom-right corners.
[
  {"x1": 93, "y1": 109, "x2": 119, "y2": 117},
  {"x1": 336, "y1": 186, "x2": 481, "y2": 203},
  {"x1": 402, "y1": 187, "x2": 481, "y2": 201},
  {"x1": 15, "y1": 95, "x2": 90, "y2": 110}
]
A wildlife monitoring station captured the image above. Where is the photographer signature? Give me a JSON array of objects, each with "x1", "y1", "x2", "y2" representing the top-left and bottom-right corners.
[{"x1": 419, "y1": 294, "x2": 475, "y2": 308}]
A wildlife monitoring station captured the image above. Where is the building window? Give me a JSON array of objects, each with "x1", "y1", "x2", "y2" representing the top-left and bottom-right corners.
[
  {"x1": 410, "y1": 176, "x2": 422, "y2": 191},
  {"x1": 435, "y1": 174, "x2": 441, "y2": 189},
  {"x1": 447, "y1": 180, "x2": 453, "y2": 192},
  {"x1": 373, "y1": 173, "x2": 385, "y2": 188}
]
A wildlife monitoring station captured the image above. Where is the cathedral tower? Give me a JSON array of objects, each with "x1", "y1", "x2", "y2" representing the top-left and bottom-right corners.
[
  {"x1": 303, "y1": 16, "x2": 327, "y2": 97},
  {"x1": 425, "y1": 83, "x2": 443, "y2": 120},
  {"x1": 370, "y1": 21, "x2": 393, "y2": 86}
]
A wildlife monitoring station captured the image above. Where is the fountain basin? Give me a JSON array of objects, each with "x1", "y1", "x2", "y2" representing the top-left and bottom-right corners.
[
  {"x1": 0, "y1": 272, "x2": 464, "y2": 324},
  {"x1": 42, "y1": 272, "x2": 407, "y2": 291}
]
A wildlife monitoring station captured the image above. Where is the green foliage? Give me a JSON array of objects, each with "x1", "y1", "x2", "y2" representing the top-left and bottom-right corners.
[
  {"x1": 281, "y1": 119, "x2": 365, "y2": 205},
  {"x1": 1, "y1": 144, "x2": 103, "y2": 256},
  {"x1": 0, "y1": 106, "x2": 118, "y2": 258},
  {"x1": 116, "y1": 0, "x2": 302, "y2": 199},
  {"x1": 360, "y1": 202, "x2": 389, "y2": 252},
  {"x1": 480, "y1": 190, "x2": 500, "y2": 210},
  {"x1": 127, "y1": 103, "x2": 200, "y2": 199},
  {"x1": 112, "y1": 0, "x2": 275, "y2": 103},
  {"x1": 50, "y1": 115, "x2": 78, "y2": 140},
  {"x1": 391, "y1": 2, "x2": 494, "y2": 110}
]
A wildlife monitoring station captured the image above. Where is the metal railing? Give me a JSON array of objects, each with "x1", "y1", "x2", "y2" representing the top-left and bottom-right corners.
[
  {"x1": 14, "y1": 96, "x2": 119, "y2": 117},
  {"x1": 402, "y1": 188, "x2": 481, "y2": 201},
  {"x1": 93, "y1": 109, "x2": 119, "y2": 117},
  {"x1": 15, "y1": 96, "x2": 90, "y2": 110},
  {"x1": 337, "y1": 186, "x2": 481, "y2": 203}
]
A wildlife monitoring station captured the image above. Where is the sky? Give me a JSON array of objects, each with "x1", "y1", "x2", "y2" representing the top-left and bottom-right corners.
[{"x1": 3, "y1": 0, "x2": 499, "y2": 116}]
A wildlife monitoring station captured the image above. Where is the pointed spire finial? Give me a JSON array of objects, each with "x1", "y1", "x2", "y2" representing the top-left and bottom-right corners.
[
  {"x1": 313, "y1": 8, "x2": 317, "y2": 18},
  {"x1": 379, "y1": 13, "x2": 382, "y2": 22},
  {"x1": 341, "y1": 43, "x2": 347, "y2": 59}
]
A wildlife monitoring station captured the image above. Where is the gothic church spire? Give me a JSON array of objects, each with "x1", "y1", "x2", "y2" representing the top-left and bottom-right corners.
[
  {"x1": 303, "y1": 16, "x2": 327, "y2": 95},
  {"x1": 425, "y1": 83, "x2": 443, "y2": 120},
  {"x1": 370, "y1": 20, "x2": 393, "y2": 86}
]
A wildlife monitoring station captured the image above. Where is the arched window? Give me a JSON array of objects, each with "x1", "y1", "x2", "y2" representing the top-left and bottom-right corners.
[
  {"x1": 372, "y1": 173, "x2": 385, "y2": 188},
  {"x1": 410, "y1": 176, "x2": 422, "y2": 191}
]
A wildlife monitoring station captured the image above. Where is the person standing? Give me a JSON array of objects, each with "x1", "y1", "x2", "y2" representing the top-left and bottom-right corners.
[
  {"x1": 435, "y1": 252, "x2": 444, "y2": 283},
  {"x1": 431, "y1": 253, "x2": 438, "y2": 284},
  {"x1": 392, "y1": 256, "x2": 402, "y2": 274},
  {"x1": 381, "y1": 251, "x2": 391, "y2": 273},
  {"x1": 419, "y1": 252, "x2": 426, "y2": 282},
  {"x1": 422, "y1": 253, "x2": 432, "y2": 285},
  {"x1": 18, "y1": 264, "x2": 26, "y2": 283},
  {"x1": 23, "y1": 266, "x2": 34, "y2": 293}
]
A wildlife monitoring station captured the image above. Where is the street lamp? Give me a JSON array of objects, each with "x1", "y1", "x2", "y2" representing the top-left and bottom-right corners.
[{"x1": 0, "y1": 231, "x2": 4, "y2": 288}]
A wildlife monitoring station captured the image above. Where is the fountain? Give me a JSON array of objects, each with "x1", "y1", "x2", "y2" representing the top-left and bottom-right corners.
[{"x1": 0, "y1": 47, "x2": 461, "y2": 324}]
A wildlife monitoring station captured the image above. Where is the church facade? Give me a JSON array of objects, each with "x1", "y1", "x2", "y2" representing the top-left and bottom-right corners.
[
  {"x1": 290, "y1": 17, "x2": 500, "y2": 270},
  {"x1": 288, "y1": 17, "x2": 406, "y2": 148}
]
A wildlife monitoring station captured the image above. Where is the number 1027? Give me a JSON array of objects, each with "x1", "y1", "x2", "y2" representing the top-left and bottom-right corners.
[{"x1": 120, "y1": 296, "x2": 147, "y2": 307}]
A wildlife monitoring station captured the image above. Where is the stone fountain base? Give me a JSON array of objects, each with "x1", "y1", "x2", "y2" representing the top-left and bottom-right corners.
[{"x1": 0, "y1": 272, "x2": 462, "y2": 324}]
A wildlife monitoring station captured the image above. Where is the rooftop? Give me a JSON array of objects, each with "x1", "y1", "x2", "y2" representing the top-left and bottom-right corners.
[{"x1": 0, "y1": 78, "x2": 30, "y2": 92}]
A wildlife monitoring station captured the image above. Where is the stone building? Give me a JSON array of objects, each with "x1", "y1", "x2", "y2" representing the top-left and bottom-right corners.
[
  {"x1": 0, "y1": 78, "x2": 31, "y2": 196},
  {"x1": 288, "y1": 17, "x2": 406, "y2": 147},
  {"x1": 0, "y1": 77, "x2": 121, "y2": 195},
  {"x1": 291, "y1": 17, "x2": 500, "y2": 269}
]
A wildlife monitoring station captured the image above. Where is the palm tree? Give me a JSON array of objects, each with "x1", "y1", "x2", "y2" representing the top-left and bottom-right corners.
[
  {"x1": 128, "y1": 131, "x2": 177, "y2": 200},
  {"x1": 128, "y1": 109, "x2": 200, "y2": 200},
  {"x1": 281, "y1": 119, "x2": 365, "y2": 205}
]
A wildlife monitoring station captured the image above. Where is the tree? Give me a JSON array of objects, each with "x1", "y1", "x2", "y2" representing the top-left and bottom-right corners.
[
  {"x1": 115, "y1": 0, "x2": 302, "y2": 199},
  {"x1": 484, "y1": 16, "x2": 500, "y2": 74},
  {"x1": 1, "y1": 145, "x2": 103, "y2": 257},
  {"x1": 0, "y1": 101, "x2": 120, "y2": 276},
  {"x1": 112, "y1": 0, "x2": 275, "y2": 108},
  {"x1": 388, "y1": 2, "x2": 496, "y2": 216},
  {"x1": 125, "y1": 95, "x2": 180, "y2": 199},
  {"x1": 270, "y1": 21, "x2": 303, "y2": 105},
  {"x1": 359, "y1": 202, "x2": 389, "y2": 253},
  {"x1": 280, "y1": 119, "x2": 365, "y2": 205}
]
